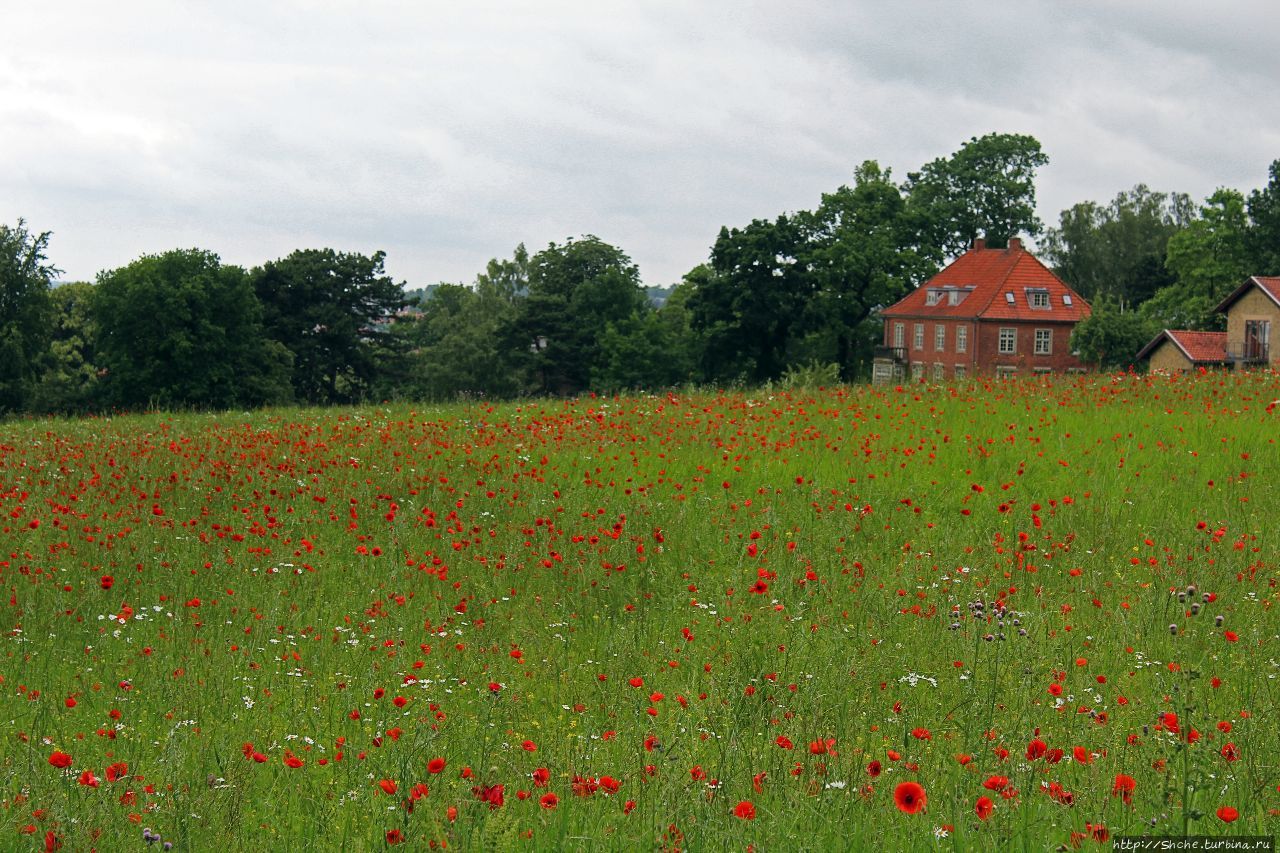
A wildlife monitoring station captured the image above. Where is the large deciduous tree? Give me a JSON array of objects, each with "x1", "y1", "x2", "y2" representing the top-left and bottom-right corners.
[
  {"x1": 504, "y1": 236, "x2": 646, "y2": 395},
  {"x1": 1247, "y1": 159, "x2": 1280, "y2": 275},
  {"x1": 1039, "y1": 185, "x2": 1194, "y2": 309},
  {"x1": 94, "y1": 249, "x2": 292, "y2": 409},
  {"x1": 1141, "y1": 188, "x2": 1252, "y2": 331},
  {"x1": 905, "y1": 132, "x2": 1049, "y2": 255},
  {"x1": 252, "y1": 249, "x2": 405, "y2": 404},
  {"x1": 0, "y1": 219, "x2": 58, "y2": 412},
  {"x1": 687, "y1": 215, "x2": 810, "y2": 384},
  {"x1": 797, "y1": 161, "x2": 939, "y2": 378},
  {"x1": 32, "y1": 281, "x2": 100, "y2": 413}
]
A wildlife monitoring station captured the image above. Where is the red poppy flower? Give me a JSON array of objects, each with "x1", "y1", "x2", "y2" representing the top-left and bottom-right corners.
[
  {"x1": 473, "y1": 784, "x2": 504, "y2": 809},
  {"x1": 893, "y1": 781, "x2": 926, "y2": 814},
  {"x1": 105, "y1": 762, "x2": 129, "y2": 782},
  {"x1": 1216, "y1": 806, "x2": 1238, "y2": 823},
  {"x1": 378, "y1": 779, "x2": 398, "y2": 795},
  {"x1": 539, "y1": 792, "x2": 558, "y2": 809},
  {"x1": 48, "y1": 751, "x2": 72, "y2": 769},
  {"x1": 1112, "y1": 774, "x2": 1136, "y2": 804},
  {"x1": 385, "y1": 829, "x2": 404, "y2": 844},
  {"x1": 1025, "y1": 738, "x2": 1047, "y2": 760},
  {"x1": 734, "y1": 800, "x2": 756, "y2": 820},
  {"x1": 983, "y1": 775, "x2": 1009, "y2": 791},
  {"x1": 974, "y1": 795, "x2": 994, "y2": 821},
  {"x1": 867, "y1": 760, "x2": 882, "y2": 778},
  {"x1": 427, "y1": 757, "x2": 446, "y2": 773}
]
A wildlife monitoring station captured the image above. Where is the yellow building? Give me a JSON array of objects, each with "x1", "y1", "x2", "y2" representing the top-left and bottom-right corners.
[{"x1": 1137, "y1": 330, "x2": 1227, "y2": 373}]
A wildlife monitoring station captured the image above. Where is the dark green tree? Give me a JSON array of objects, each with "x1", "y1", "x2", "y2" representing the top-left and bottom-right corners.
[
  {"x1": 593, "y1": 307, "x2": 695, "y2": 392},
  {"x1": 504, "y1": 236, "x2": 646, "y2": 395},
  {"x1": 1070, "y1": 296, "x2": 1157, "y2": 370},
  {"x1": 32, "y1": 281, "x2": 100, "y2": 413},
  {"x1": 797, "y1": 161, "x2": 939, "y2": 378},
  {"x1": 1247, "y1": 159, "x2": 1280, "y2": 275},
  {"x1": 1142, "y1": 188, "x2": 1252, "y2": 331},
  {"x1": 904, "y1": 132, "x2": 1049, "y2": 255},
  {"x1": 251, "y1": 249, "x2": 406, "y2": 404},
  {"x1": 94, "y1": 249, "x2": 292, "y2": 409},
  {"x1": 1039, "y1": 185, "x2": 1194, "y2": 308},
  {"x1": 386, "y1": 276, "x2": 520, "y2": 401},
  {"x1": 0, "y1": 219, "x2": 58, "y2": 413},
  {"x1": 686, "y1": 215, "x2": 810, "y2": 383}
]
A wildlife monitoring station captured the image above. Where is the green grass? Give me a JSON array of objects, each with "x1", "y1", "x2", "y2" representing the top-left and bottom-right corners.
[{"x1": 2, "y1": 372, "x2": 1278, "y2": 851}]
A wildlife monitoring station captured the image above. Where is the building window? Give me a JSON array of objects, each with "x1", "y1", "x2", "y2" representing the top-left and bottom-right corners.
[
  {"x1": 1033, "y1": 366, "x2": 1053, "y2": 375},
  {"x1": 933, "y1": 363, "x2": 945, "y2": 381},
  {"x1": 1245, "y1": 319, "x2": 1270, "y2": 360},
  {"x1": 998, "y1": 328, "x2": 1017, "y2": 354},
  {"x1": 956, "y1": 326, "x2": 967, "y2": 353},
  {"x1": 954, "y1": 364, "x2": 967, "y2": 380},
  {"x1": 925, "y1": 289, "x2": 941, "y2": 306},
  {"x1": 949, "y1": 289, "x2": 966, "y2": 306},
  {"x1": 1028, "y1": 289, "x2": 1050, "y2": 309},
  {"x1": 1034, "y1": 328, "x2": 1052, "y2": 355},
  {"x1": 934, "y1": 325, "x2": 946, "y2": 351},
  {"x1": 995, "y1": 366, "x2": 1017, "y2": 379},
  {"x1": 914, "y1": 323, "x2": 924, "y2": 350},
  {"x1": 912, "y1": 362, "x2": 925, "y2": 380},
  {"x1": 893, "y1": 322, "x2": 905, "y2": 349}
]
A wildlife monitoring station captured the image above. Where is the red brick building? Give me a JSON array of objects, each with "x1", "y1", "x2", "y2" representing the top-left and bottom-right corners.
[{"x1": 874, "y1": 238, "x2": 1091, "y2": 383}]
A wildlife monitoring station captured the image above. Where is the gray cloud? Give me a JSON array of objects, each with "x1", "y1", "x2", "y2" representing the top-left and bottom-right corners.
[{"x1": 2, "y1": 1, "x2": 1276, "y2": 287}]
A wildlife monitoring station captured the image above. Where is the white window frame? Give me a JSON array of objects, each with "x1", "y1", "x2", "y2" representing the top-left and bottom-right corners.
[
  {"x1": 1034, "y1": 328, "x2": 1052, "y2": 355},
  {"x1": 954, "y1": 364, "x2": 967, "y2": 380},
  {"x1": 913, "y1": 323, "x2": 924, "y2": 350},
  {"x1": 1028, "y1": 290, "x2": 1050, "y2": 309},
  {"x1": 892, "y1": 322, "x2": 905, "y2": 348},
  {"x1": 932, "y1": 362, "x2": 945, "y2": 381},
  {"x1": 934, "y1": 325, "x2": 946, "y2": 351},
  {"x1": 955, "y1": 326, "x2": 967, "y2": 353},
  {"x1": 998, "y1": 328, "x2": 1017, "y2": 354}
]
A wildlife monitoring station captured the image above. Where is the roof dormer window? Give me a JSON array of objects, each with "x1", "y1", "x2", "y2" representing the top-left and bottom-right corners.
[
  {"x1": 948, "y1": 289, "x2": 966, "y2": 306},
  {"x1": 925, "y1": 289, "x2": 942, "y2": 306},
  {"x1": 1027, "y1": 289, "x2": 1050, "y2": 309},
  {"x1": 1063, "y1": 294, "x2": 1073, "y2": 307}
]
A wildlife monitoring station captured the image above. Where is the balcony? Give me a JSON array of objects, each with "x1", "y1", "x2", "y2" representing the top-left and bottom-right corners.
[
  {"x1": 873, "y1": 345, "x2": 907, "y2": 363},
  {"x1": 1226, "y1": 342, "x2": 1269, "y2": 363}
]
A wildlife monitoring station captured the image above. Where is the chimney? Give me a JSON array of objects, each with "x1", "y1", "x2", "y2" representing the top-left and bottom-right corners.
[
  {"x1": 972, "y1": 237, "x2": 986, "y2": 251},
  {"x1": 1007, "y1": 237, "x2": 1022, "y2": 252}
]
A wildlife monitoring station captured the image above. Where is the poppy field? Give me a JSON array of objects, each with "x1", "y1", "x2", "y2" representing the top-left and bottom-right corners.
[{"x1": 3, "y1": 373, "x2": 1279, "y2": 851}]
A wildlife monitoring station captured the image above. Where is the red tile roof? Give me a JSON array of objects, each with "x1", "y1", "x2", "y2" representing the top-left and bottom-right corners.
[
  {"x1": 1136, "y1": 330, "x2": 1227, "y2": 363},
  {"x1": 880, "y1": 239, "x2": 1090, "y2": 323},
  {"x1": 1216, "y1": 276, "x2": 1280, "y2": 312}
]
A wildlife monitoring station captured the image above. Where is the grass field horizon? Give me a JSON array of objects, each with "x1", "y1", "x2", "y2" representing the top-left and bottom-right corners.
[{"x1": 3, "y1": 373, "x2": 1277, "y2": 851}]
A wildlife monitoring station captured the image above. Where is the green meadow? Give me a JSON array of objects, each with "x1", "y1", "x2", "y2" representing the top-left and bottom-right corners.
[{"x1": 2, "y1": 372, "x2": 1277, "y2": 851}]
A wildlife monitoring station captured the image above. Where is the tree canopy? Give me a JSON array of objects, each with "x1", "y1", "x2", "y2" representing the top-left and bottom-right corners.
[
  {"x1": 0, "y1": 219, "x2": 58, "y2": 412},
  {"x1": 94, "y1": 249, "x2": 292, "y2": 409},
  {"x1": 252, "y1": 249, "x2": 405, "y2": 404}
]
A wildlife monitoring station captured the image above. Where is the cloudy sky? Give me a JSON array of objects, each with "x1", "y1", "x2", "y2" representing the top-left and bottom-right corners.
[{"x1": 4, "y1": 1, "x2": 1277, "y2": 288}]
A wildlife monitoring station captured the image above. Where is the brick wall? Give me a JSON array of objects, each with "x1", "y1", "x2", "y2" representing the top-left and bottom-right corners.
[{"x1": 973, "y1": 321, "x2": 1089, "y2": 374}]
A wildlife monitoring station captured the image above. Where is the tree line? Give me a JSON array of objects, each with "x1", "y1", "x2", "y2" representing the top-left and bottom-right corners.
[{"x1": 3, "y1": 135, "x2": 1279, "y2": 415}]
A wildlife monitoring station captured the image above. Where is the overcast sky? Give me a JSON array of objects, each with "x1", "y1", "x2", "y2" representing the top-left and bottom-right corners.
[{"x1": 4, "y1": 1, "x2": 1277, "y2": 288}]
